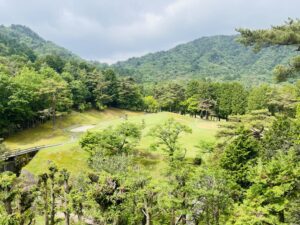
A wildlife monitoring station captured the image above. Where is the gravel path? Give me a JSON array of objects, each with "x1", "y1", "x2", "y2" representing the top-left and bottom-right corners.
[{"x1": 69, "y1": 125, "x2": 95, "y2": 132}]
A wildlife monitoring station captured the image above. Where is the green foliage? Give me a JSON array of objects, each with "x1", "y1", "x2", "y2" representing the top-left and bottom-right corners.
[
  {"x1": 237, "y1": 18, "x2": 300, "y2": 50},
  {"x1": 80, "y1": 122, "x2": 141, "y2": 173},
  {"x1": 263, "y1": 116, "x2": 300, "y2": 159},
  {"x1": 88, "y1": 173, "x2": 128, "y2": 224},
  {"x1": 247, "y1": 84, "x2": 271, "y2": 111},
  {"x1": 117, "y1": 77, "x2": 144, "y2": 110},
  {"x1": 216, "y1": 82, "x2": 248, "y2": 118},
  {"x1": 114, "y1": 35, "x2": 297, "y2": 84},
  {"x1": 149, "y1": 118, "x2": 192, "y2": 160},
  {"x1": 220, "y1": 128, "x2": 261, "y2": 189},
  {"x1": 229, "y1": 150, "x2": 300, "y2": 224},
  {"x1": 0, "y1": 172, "x2": 36, "y2": 225},
  {"x1": 191, "y1": 168, "x2": 234, "y2": 225},
  {"x1": 0, "y1": 27, "x2": 145, "y2": 137},
  {"x1": 237, "y1": 18, "x2": 300, "y2": 82},
  {"x1": 143, "y1": 96, "x2": 159, "y2": 112},
  {"x1": 2, "y1": 20, "x2": 300, "y2": 225},
  {"x1": 0, "y1": 24, "x2": 79, "y2": 60}
]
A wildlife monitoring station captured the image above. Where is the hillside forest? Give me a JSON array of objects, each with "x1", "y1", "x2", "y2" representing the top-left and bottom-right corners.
[{"x1": 0, "y1": 20, "x2": 300, "y2": 225}]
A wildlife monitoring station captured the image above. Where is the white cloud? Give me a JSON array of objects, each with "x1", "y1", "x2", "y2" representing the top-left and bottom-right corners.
[{"x1": 0, "y1": 0, "x2": 299, "y2": 63}]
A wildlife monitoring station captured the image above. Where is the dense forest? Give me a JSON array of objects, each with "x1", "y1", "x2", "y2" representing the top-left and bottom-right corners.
[
  {"x1": 0, "y1": 19, "x2": 300, "y2": 225},
  {"x1": 114, "y1": 35, "x2": 297, "y2": 84}
]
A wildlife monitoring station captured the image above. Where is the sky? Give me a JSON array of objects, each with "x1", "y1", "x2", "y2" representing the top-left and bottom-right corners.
[{"x1": 0, "y1": 0, "x2": 299, "y2": 64}]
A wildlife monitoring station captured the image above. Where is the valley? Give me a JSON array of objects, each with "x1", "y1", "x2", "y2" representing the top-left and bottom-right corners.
[
  {"x1": 0, "y1": 16, "x2": 300, "y2": 225},
  {"x1": 4, "y1": 109, "x2": 219, "y2": 177}
]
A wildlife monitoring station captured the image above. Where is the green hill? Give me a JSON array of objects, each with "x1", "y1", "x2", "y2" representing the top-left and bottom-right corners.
[
  {"x1": 0, "y1": 24, "x2": 79, "y2": 60},
  {"x1": 1, "y1": 25, "x2": 297, "y2": 85},
  {"x1": 114, "y1": 35, "x2": 298, "y2": 84}
]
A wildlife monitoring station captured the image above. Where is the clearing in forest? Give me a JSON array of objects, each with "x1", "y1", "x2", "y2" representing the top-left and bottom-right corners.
[{"x1": 4, "y1": 108, "x2": 220, "y2": 176}]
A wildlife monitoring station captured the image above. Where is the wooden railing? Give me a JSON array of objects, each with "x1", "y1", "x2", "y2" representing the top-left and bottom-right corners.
[{"x1": 1, "y1": 143, "x2": 62, "y2": 160}]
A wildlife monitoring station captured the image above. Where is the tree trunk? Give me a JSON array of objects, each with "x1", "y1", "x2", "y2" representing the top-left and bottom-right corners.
[
  {"x1": 77, "y1": 203, "x2": 83, "y2": 222},
  {"x1": 181, "y1": 215, "x2": 187, "y2": 224},
  {"x1": 279, "y1": 210, "x2": 285, "y2": 223},
  {"x1": 143, "y1": 210, "x2": 151, "y2": 225},
  {"x1": 170, "y1": 210, "x2": 176, "y2": 225},
  {"x1": 45, "y1": 207, "x2": 49, "y2": 225},
  {"x1": 205, "y1": 111, "x2": 209, "y2": 120},
  {"x1": 50, "y1": 181, "x2": 56, "y2": 225},
  {"x1": 44, "y1": 186, "x2": 49, "y2": 225},
  {"x1": 52, "y1": 93, "x2": 56, "y2": 129},
  {"x1": 64, "y1": 213, "x2": 70, "y2": 225},
  {"x1": 4, "y1": 200, "x2": 13, "y2": 215},
  {"x1": 64, "y1": 180, "x2": 70, "y2": 225}
]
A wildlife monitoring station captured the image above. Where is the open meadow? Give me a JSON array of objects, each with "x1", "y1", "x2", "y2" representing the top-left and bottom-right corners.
[{"x1": 4, "y1": 109, "x2": 220, "y2": 177}]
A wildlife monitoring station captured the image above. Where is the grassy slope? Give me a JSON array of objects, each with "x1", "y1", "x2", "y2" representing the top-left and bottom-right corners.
[
  {"x1": 4, "y1": 109, "x2": 219, "y2": 177},
  {"x1": 4, "y1": 109, "x2": 140, "y2": 149}
]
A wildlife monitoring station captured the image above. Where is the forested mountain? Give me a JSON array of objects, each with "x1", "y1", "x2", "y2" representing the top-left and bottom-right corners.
[
  {"x1": 114, "y1": 35, "x2": 298, "y2": 84},
  {"x1": 0, "y1": 24, "x2": 143, "y2": 137},
  {"x1": 0, "y1": 24, "x2": 79, "y2": 60}
]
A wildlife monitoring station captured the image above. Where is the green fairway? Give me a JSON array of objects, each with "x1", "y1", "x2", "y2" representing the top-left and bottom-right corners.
[
  {"x1": 7, "y1": 109, "x2": 219, "y2": 177},
  {"x1": 4, "y1": 108, "x2": 142, "y2": 150}
]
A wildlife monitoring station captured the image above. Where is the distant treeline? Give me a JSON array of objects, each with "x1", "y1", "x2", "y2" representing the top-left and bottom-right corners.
[
  {"x1": 1, "y1": 23, "x2": 299, "y2": 137},
  {"x1": 1, "y1": 49, "x2": 299, "y2": 137}
]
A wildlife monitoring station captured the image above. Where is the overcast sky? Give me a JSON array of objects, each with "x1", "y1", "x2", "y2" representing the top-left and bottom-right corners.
[{"x1": 0, "y1": 0, "x2": 299, "y2": 63}]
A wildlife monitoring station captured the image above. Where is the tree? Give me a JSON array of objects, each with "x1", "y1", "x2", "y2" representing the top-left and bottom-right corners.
[
  {"x1": 37, "y1": 163, "x2": 61, "y2": 225},
  {"x1": 37, "y1": 173, "x2": 50, "y2": 225},
  {"x1": 220, "y1": 128, "x2": 261, "y2": 189},
  {"x1": 267, "y1": 84, "x2": 299, "y2": 116},
  {"x1": 143, "y1": 96, "x2": 159, "y2": 113},
  {"x1": 102, "y1": 69, "x2": 119, "y2": 106},
  {"x1": 0, "y1": 172, "x2": 36, "y2": 225},
  {"x1": 80, "y1": 122, "x2": 142, "y2": 173},
  {"x1": 70, "y1": 176, "x2": 87, "y2": 223},
  {"x1": 0, "y1": 72, "x2": 13, "y2": 136},
  {"x1": 148, "y1": 119, "x2": 194, "y2": 224},
  {"x1": 156, "y1": 82, "x2": 186, "y2": 113},
  {"x1": 229, "y1": 150, "x2": 300, "y2": 224},
  {"x1": 165, "y1": 161, "x2": 194, "y2": 225},
  {"x1": 190, "y1": 168, "x2": 234, "y2": 225},
  {"x1": 0, "y1": 139, "x2": 8, "y2": 168},
  {"x1": 59, "y1": 169, "x2": 72, "y2": 225},
  {"x1": 216, "y1": 82, "x2": 247, "y2": 119},
  {"x1": 117, "y1": 77, "x2": 143, "y2": 110},
  {"x1": 89, "y1": 173, "x2": 127, "y2": 224},
  {"x1": 10, "y1": 68, "x2": 45, "y2": 119},
  {"x1": 185, "y1": 80, "x2": 201, "y2": 99},
  {"x1": 247, "y1": 84, "x2": 271, "y2": 112},
  {"x1": 69, "y1": 80, "x2": 89, "y2": 111},
  {"x1": 93, "y1": 69, "x2": 119, "y2": 110},
  {"x1": 0, "y1": 172, "x2": 17, "y2": 215},
  {"x1": 184, "y1": 96, "x2": 199, "y2": 117},
  {"x1": 39, "y1": 67, "x2": 73, "y2": 128},
  {"x1": 263, "y1": 116, "x2": 300, "y2": 159},
  {"x1": 149, "y1": 118, "x2": 192, "y2": 160},
  {"x1": 42, "y1": 54, "x2": 65, "y2": 73},
  {"x1": 123, "y1": 173, "x2": 161, "y2": 225},
  {"x1": 237, "y1": 18, "x2": 300, "y2": 82},
  {"x1": 237, "y1": 18, "x2": 300, "y2": 51}
]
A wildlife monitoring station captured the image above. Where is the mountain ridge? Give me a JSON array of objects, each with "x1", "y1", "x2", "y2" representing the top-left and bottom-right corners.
[
  {"x1": 1, "y1": 24, "x2": 297, "y2": 85},
  {"x1": 113, "y1": 34, "x2": 297, "y2": 84},
  {"x1": 0, "y1": 24, "x2": 80, "y2": 60}
]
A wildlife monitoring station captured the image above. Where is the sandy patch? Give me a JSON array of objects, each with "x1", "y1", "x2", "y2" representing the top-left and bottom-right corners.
[{"x1": 70, "y1": 125, "x2": 95, "y2": 132}]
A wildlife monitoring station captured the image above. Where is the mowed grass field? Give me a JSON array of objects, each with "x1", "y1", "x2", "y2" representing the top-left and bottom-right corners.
[{"x1": 4, "y1": 109, "x2": 220, "y2": 177}]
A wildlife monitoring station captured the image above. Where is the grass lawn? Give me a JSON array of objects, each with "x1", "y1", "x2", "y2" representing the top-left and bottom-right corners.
[
  {"x1": 4, "y1": 108, "x2": 141, "y2": 150},
  {"x1": 5, "y1": 109, "x2": 220, "y2": 177}
]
